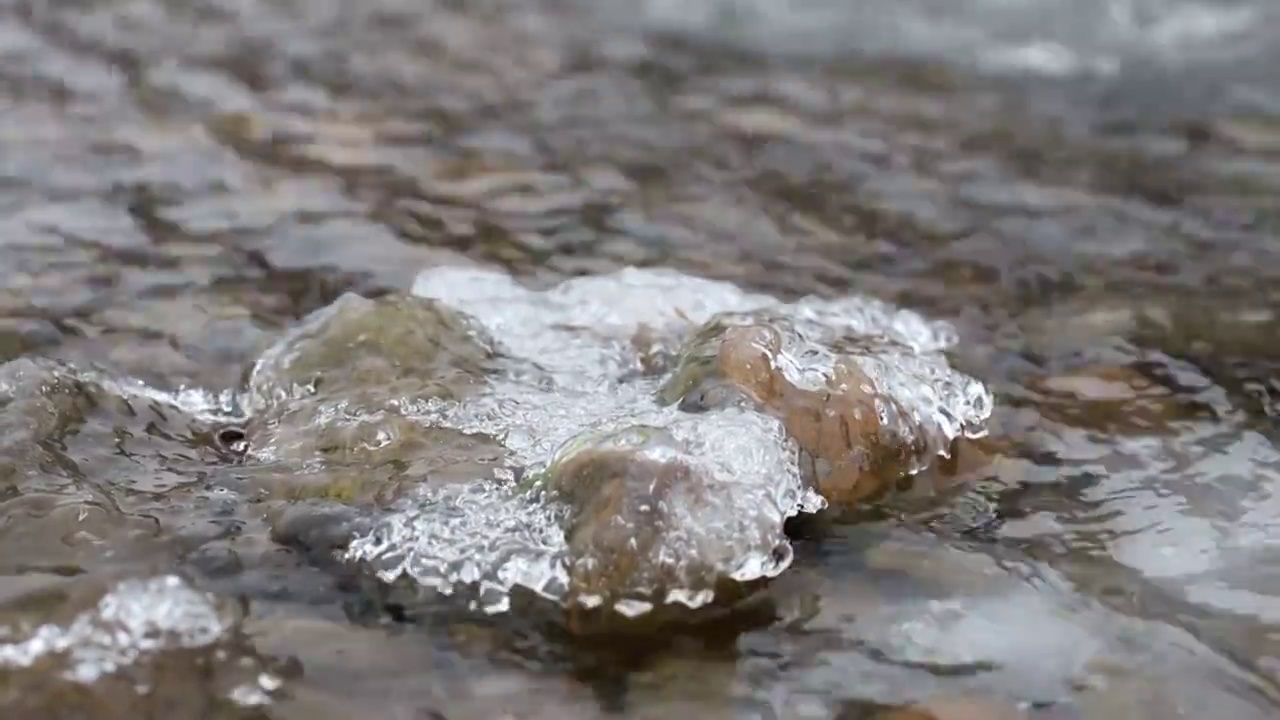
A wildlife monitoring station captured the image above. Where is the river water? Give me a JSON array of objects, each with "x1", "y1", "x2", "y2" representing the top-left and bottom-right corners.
[{"x1": 3, "y1": 0, "x2": 1280, "y2": 718}]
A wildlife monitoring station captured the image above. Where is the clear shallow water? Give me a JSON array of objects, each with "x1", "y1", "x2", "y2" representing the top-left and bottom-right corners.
[{"x1": 3, "y1": 0, "x2": 1280, "y2": 717}]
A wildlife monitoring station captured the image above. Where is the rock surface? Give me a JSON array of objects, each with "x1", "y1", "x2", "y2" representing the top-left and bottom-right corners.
[{"x1": 295, "y1": 265, "x2": 995, "y2": 621}]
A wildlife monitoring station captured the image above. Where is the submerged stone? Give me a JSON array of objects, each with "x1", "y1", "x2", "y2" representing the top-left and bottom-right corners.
[
  {"x1": 242, "y1": 292, "x2": 505, "y2": 499},
  {"x1": 541, "y1": 423, "x2": 797, "y2": 617},
  {"x1": 243, "y1": 292, "x2": 494, "y2": 415},
  {"x1": 329, "y1": 265, "x2": 991, "y2": 623},
  {"x1": 0, "y1": 574, "x2": 280, "y2": 718}
]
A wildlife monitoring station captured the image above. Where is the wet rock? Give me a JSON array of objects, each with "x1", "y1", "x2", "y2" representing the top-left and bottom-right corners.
[
  {"x1": 250, "y1": 410, "x2": 506, "y2": 505},
  {"x1": 243, "y1": 291, "x2": 499, "y2": 471},
  {"x1": 0, "y1": 574, "x2": 281, "y2": 719},
  {"x1": 267, "y1": 500, "x2": 373, "y2": 558},
  {"x1": 237, "y1": 291, "x2": 513, "y2": 572},
  {"x1": 660, "y1": 308, "x2": 992, "y2": 509},
  {"x1": 184, "y1": 542, "x2": 247, "y2": 580},
  {"x1": 539, "y1": 425, "x2": 794, "y2": 624},
  {"x1": 244, "y1": 292, "x2": 494, "y2": 413},
  {"x1": 340, "y1": 266, "x2": 989, "y2": 626}
]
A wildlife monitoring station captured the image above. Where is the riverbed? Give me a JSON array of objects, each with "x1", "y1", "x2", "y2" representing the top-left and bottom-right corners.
[{"x1": 3, "y1": 0, "x2": 1280, "y2": 718}]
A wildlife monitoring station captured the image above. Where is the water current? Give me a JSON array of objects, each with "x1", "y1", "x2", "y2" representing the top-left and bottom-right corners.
[{"x1": 3, "y1": 0, "x2": 1280, "y2": 718}]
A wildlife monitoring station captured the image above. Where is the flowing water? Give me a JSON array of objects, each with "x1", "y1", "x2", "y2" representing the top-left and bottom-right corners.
[{"x1": 4, "y1": 0, "x2": 1280, "y2": 718}]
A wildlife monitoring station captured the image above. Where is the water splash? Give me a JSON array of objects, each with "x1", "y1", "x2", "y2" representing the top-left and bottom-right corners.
[{"x1": 340, "y1": 266, "x2": 991, "y2": 617}]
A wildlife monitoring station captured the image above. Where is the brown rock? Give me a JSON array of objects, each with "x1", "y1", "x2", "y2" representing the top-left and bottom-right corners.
[{"x1": 707, "y1": 324, "x2": 935, "y2": 508}]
